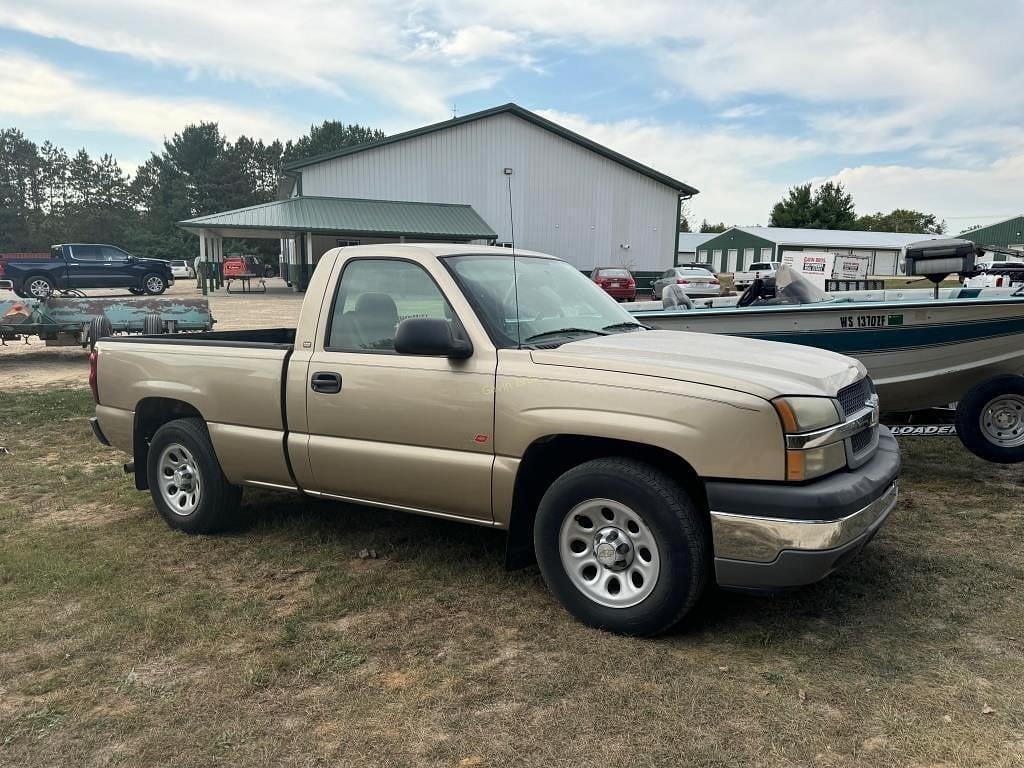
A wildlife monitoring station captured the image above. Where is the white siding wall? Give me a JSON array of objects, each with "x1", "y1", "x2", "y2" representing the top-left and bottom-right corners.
[{"x1": 298, "y1": 113, "x2": 679, "y2": 271}]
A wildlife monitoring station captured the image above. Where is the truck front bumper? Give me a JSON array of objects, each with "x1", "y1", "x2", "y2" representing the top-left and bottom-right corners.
[{"x1": 707, "y1": 426, "x2": 900, "y2": 591}]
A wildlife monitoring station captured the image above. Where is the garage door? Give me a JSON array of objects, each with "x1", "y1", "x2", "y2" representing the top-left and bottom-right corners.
[
  {"x1": 874, "y1": 251, "x2": 897, "y2": 275},
  {"x1": 727, "y1": 249, "x2": 739, "y2": 272}
]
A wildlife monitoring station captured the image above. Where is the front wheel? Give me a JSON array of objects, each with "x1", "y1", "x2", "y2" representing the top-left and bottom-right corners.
[
  {"x1": 142, "y1": 273, "x2": 167, "y2": 295},
  {"x1": 955, "y1": 376, "x2": 1024, "y2": 463},
  {"x1": 533, "y1": 457, "x2": 709, "y2": 636},
  {"x1": 146, "y1": 417, "x2": 242, "y2": 533}
]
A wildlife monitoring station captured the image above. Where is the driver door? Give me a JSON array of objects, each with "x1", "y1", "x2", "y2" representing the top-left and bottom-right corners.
[{"x1": 303, "y1": 257, "x2": 497, "y2": 522}]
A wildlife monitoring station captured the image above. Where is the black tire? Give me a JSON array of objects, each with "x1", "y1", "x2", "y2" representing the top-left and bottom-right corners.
[
  {"x1": 146, "y1": 417, "x2": 242, "y2": 533},
  {"x1": 86, "y1": 315, "x2": 113, "y2": 349},
  {"x1": 128, "y1": 287, "x2": 145, "y2": 296},
  {"x1": 533, "y1": 457, "x2": 710, "y2": 636},
  {"x1": 24, "y1": 274, "x2": 55, "y2": 299},
  {"x1": 142, "y1": 273, "x2": 167, "y2": 295},
  {"x1": 955, "y1": 375, "x2": 1024, "y2": 463},
  {"x1": 143, "y1": 314, "x2": 164, "y2": 335}
]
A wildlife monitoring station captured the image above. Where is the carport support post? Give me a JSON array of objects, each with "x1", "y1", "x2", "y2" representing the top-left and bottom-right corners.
[
  {"x1": 214, "y1": 236, "x2": 223, "y2": 290},
  {"x1": 304, "y1": 231, "x2": 314, "y2": 290},
  {"x1": 199, "y1": 232, "x2": 208, "y2": 296}
]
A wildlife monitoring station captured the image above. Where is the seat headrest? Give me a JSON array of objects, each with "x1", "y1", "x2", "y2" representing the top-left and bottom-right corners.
[{"x1": 355, "y1": 292, "x2": 398, "y2": 320}]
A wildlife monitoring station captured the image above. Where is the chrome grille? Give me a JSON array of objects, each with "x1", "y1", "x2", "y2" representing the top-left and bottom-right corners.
[{"x1": 837, "y1": 377, "x2": 872, "y2": 417}]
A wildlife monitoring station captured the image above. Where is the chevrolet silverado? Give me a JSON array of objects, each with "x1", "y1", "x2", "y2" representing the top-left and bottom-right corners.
[
  {"x1": 90, "y1": 244, "x2": 899, "y2": 635},
  {"x1": 6, "y1": 244, "x2": 172, "y2": 298}
]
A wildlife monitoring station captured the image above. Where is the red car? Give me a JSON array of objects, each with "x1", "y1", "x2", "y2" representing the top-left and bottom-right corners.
[{"x1": 591, "y1": 267, "x2": 636, "y2": 301}]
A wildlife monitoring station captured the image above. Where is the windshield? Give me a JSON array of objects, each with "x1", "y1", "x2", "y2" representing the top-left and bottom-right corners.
[
  {"x1": 444, "y1": 254, "x2": 642, "y2": 348},
  {"x1": 774, "y1": 264, "x2": 832, "y2": 304}
]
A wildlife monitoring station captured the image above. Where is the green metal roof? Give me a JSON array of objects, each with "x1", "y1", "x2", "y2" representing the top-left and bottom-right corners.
[
  {"x1": 282, "y1": 103, "x2": 699, "y2": 196},
  {"x1": 178, "y1": 196, "x2": 496, "y2": 240},
  {"x1": 959, "y1": 215, "x2": 1024, "y2": 247}
]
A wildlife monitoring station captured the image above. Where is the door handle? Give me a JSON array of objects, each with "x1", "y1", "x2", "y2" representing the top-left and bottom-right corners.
[{"x1": 310, "y1": 371, "x2": 342, "y2": 394}]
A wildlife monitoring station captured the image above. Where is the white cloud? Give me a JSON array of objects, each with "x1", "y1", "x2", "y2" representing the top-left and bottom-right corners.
[
  {"x1": 412, "y1": 25, "x2": 541, "y2": 72},
  {"x1": 719, "y1": 104, "x2": 768, "y2": 120},
  {"x1": 821, "y1": 157, "x2": 1024, "y2": 231},
  {"x1": 0, "y1": 52, "x2": 299, "y2": 144}
]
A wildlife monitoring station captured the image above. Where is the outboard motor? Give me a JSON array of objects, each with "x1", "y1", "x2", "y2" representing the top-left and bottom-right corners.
[{"x1": 904, "y1": 238, "x2": 976, "y2": 298}]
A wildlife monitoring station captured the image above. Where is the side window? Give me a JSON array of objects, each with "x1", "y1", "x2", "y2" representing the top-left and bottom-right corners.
[
  {"x1": 69, "y1": 245, "x2": 101, "y2": 261},
  {"x1": 101, "y1": 246, "x2": 129, "y2": 262},
  {"x1": 327, "y1": 259, "x2": 455, "y2": 352},
  {"x1": 661, "y1": 269, "x2": 674, "y2": 279}
]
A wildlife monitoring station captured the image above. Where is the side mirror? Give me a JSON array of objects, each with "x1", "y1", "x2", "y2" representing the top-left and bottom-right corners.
[{"x1": 394, "y1": 318, "x2": 472, "y2": 359}]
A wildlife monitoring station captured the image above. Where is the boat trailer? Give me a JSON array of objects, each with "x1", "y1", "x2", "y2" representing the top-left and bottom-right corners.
[{"x1": 0, "y1": 296, "x2": 214, "y2": 348}]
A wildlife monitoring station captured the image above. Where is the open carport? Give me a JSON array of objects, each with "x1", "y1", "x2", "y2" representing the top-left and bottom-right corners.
[{"x1": 178, "y1": 196, "x2": 497, "y2": 291}]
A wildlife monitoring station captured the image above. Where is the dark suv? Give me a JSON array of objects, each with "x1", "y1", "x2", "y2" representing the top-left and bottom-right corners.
[{"x1": 4, "y1": 244, "x2": 174, "y2": 299}]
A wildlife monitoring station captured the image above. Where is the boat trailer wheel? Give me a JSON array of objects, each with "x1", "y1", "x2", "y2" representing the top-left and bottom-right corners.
[{"x1": 980, "y1": 394, "x2": 1024, "y2": 448}]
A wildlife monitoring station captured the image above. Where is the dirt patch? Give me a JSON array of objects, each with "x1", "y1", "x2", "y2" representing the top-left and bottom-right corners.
[{"x1": 26, "y1": 501, "x2": 139, "y2": 530}]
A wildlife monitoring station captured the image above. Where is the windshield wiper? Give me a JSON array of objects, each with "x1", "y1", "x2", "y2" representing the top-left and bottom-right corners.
[
  {"x1": 602, "y1": 321, "x2": 650, "y2": 331},
  {"x1": 522, "y1": 327, "x2": 610, "y2": 343}
]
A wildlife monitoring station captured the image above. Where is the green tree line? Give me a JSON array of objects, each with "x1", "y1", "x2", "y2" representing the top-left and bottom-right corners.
[
  {"x1": 679, "y1": 181, "x2": 945, "y2": 235},
  {"x1": 0, "y1": 121, "x2": 385, "y2": 259}
]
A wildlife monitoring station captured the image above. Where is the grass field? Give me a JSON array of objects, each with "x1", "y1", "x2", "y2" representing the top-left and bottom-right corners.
[{"x1": 1, "y1": 388, "x2": 1023, "y2": 767}]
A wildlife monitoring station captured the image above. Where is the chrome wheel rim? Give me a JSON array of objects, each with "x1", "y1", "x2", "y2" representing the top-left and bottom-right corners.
[
  {"x1": 146, "y1": 276, "x2": 164, "y2": 293},
  {"x1": 980, "y1": 395, "x2": 1024, "y2": 447},
  {"x1": 158, "y1": 443, "x2": 201, "y2": 515},
  {"x1": 558, "y1": 498, "x2": 661, "y2": 608},
  {"x1": 28, "y1": 279, "x2": 51, "y2": 298}
]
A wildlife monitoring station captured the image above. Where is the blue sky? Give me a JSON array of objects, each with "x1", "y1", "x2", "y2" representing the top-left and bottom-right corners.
[{"x1": 1, "y1": 0, "x2": 1022, "y2": 230}]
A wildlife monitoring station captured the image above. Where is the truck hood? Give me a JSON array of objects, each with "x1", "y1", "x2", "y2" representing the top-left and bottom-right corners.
[{"x1": 530, "y1": 329, "x2": 864, "y2": 400}]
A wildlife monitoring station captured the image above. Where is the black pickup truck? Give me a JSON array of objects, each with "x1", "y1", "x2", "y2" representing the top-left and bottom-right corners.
[{"x1": 4, "y1": 244, "x2": 174, "y2": 299}]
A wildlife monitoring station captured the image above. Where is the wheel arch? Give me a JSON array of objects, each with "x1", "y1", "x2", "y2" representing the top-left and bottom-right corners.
[
  {"x1": 132, "y1": 397, "x2": 206, "y2": 490},
  {"x1": 504, "y1": 434, "x2": 707, "y2": 569}
]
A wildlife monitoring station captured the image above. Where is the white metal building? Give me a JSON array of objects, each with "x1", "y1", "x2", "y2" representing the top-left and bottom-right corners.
[{"x1": 278, "y1": 104, "x2": 697, "y2": 280}]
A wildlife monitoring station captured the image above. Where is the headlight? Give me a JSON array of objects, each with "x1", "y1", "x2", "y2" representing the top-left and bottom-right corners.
[
  {"x1": 773, "y1": 396, "x2": 840, "y2": 432},
  {"x1": 773, "y1": 397, "x2": 844, "y2": 481}
]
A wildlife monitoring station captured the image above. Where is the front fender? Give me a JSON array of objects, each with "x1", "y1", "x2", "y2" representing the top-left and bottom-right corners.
[{"x1": 493, "y1": 372, "x2": 786, "y2": 482}]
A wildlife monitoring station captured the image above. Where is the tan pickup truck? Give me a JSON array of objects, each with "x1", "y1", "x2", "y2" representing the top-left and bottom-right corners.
[{"x1": 90, "y1": 244, "x2": 900, "y2": 635}]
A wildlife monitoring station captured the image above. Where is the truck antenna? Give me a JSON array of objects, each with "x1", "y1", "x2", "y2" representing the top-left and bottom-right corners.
[{"x1": 504, "y1": 167, "x2": 522, "y2": 348}]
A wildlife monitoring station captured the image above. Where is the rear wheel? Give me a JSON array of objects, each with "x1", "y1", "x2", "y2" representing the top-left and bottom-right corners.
[
  {"x1": 533, "y1": 457, "x2": 709, "y2": 636},
  {"x1": 146, "y1": 417, "x2": 242, "y2": 533},
  {"x1": 956, "y1": 376, "x2": 1024, "y2": 463},
  {"x1": 142, "y1": 273, "x2": 167, "y2": 295},
  {"x1": 25, "y1": 275, "x2": 55, "y2": 299}
]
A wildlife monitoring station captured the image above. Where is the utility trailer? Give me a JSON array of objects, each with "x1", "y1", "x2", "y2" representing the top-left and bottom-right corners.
[{"x1": 0, "y1": 296, "x2": 214, "y2": 348}]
